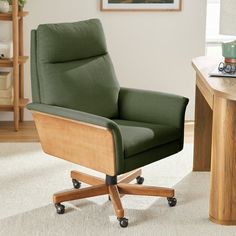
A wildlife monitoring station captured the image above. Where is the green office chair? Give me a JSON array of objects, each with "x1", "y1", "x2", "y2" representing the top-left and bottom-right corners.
[{"x1": 28, "y1": 19, "x2": 188, "y2": 228}]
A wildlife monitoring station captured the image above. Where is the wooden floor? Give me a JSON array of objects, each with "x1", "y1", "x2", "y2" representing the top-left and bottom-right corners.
[
  {"x1": 0, "y1": 121, "x2": 39, "y2": 142},
  {"x1": 0, "y1": 121, "x2": 194, "y2": 143},
  {"x1": 184, "y1": 122, "x2": 194, "y2": 143}
]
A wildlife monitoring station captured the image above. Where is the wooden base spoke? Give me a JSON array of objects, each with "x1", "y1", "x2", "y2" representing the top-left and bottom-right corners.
[
  {"x1": 118, "y1": 169, "x2": 142, "y2": 184},
  {"x1": 108, "y1": 185, "x2": 124, "y2": 219},
  {"x1": 118, "y1": 183, "x2": 174, "y2": 198},
  {"x1": 71, "y1": 170, "x2": 104, "y2": 186},
  {"x1": 53, "y1": 184, "x2": 108, "y2": 204}
]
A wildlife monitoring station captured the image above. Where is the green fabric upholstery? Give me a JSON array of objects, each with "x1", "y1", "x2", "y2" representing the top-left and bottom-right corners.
[
  {"x1": 112, "y1": 119, "x2": 181, "y2": 158},
  {"x1": 119, "y1": 88, "x2": 189, "y2": 129},
  {"x1": 37, "y1": 55, "x2": 119, "y2": 117},
  {"x1": 37, "y1": 19, "x2": 107, "y2": 63},
  {"x1": 123, "y1": 140, "x2": 182, "y2": 173},
  {"x1": 34, "y1": 19, "x2": 120, "y2": 118},
  {"x1": 30, "y1": 30, "x2": 40, "y2": 103},
  {"x1": 29, "y1": 18, "x2": 189, "y2": 176}
]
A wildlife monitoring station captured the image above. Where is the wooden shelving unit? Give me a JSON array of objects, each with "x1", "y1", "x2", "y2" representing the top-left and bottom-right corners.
[
  {"x1": 0, "y1": 0, "x2": 29, "y2": 131},
  {"x1": 0, "y1": 11, "x2": 28, "y2": 21},
  {"x1": 0, "y1": 56, "x2": 28, "y2": 67}
]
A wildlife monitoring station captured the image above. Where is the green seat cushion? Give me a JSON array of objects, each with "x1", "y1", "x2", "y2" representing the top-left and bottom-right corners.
[{"x1": 112, "y1": 119, "x2": 181, "y2": 158}]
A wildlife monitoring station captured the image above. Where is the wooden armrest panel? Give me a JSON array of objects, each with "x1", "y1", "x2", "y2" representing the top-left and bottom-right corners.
[{"x1": 33, "y1": 112, "x2": 116, "y2": 176}]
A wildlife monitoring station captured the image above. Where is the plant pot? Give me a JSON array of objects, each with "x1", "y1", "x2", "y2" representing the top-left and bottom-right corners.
[{"x1": 7, "y1": 5, "x2": 24, "y2": 12}]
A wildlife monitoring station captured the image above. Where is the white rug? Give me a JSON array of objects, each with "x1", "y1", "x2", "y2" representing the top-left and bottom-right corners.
[{"x1": 0, "y1": 143, "x2": 235, "y2": 235}]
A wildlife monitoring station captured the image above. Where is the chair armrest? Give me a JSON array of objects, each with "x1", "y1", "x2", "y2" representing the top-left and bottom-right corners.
[
  {"x1": 118, "y1": 88, "x2": 189, "y2": 129},
  {"x1": 28, "y1": 103, "x2": 120, "y2": 130},
  {"x1": 27, "y1": 103, "x2": 124, "y2": 175}
]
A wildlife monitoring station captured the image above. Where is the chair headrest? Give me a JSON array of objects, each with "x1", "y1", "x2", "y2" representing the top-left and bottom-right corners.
[{"x1": 36, "y1": 18, "x2": 107, "y2": 63}]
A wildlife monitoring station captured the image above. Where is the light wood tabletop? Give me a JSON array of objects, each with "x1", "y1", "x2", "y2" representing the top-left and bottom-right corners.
[{"x1": 192, "y1": 56, "x2": 236, "y2": 101}]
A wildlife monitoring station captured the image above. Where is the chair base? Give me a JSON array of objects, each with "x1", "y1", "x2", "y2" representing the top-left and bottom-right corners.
[{"x1": 53, "y1": 169, "x2": 176, "y2": 228}]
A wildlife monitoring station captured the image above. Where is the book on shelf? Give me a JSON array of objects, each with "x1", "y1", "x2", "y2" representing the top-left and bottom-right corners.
[
  {"x1": 0, "y1": 71, "x2": 13, "y2": 105},
  {"x1": 0, "y1": 71, "x2": 11, "y2": 90},
  {"x1": 0, "y1": 97, "x2": 13, "y2": 105},
  {"x1": 0, "y1": 85, "x2": 12, "y2": 98}
]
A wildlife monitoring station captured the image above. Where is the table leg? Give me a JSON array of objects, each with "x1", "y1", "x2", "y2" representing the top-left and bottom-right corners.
[
  {"x1": 193, "y1": 85, "x2": 213, "y2": 171},
  {"x1": 209, "y1": 96, "x2": 236, "y2": 225}
]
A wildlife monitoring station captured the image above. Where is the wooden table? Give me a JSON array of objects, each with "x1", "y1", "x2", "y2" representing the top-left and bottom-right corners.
[{"x1": 192, "y1": 56, "x2": 236, "y2": 225}]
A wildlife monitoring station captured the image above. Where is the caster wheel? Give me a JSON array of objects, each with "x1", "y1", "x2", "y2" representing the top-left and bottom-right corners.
[
  {"x1": 55, "y1": 203, "x2": 65, "y2": 214},
  {"x1": 118, "y1": 217, "x2": 128, "y2": 228},
  {"x1": 72, "y1": 179, "x2": 81, "y2": 189},
  {"x1": 167, "y1": 197, "x2": 177, "y2": 207},
  {"x1": 136, "y1": 176, "x2": 144, "y2": 185}
]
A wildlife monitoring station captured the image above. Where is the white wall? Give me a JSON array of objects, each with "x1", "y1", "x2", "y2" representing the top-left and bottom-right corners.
[{"x1": 0, "y1": 0, "x2": 207, "y2": 121}]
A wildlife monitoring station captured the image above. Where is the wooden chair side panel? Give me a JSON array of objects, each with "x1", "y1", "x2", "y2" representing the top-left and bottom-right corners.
[{"x1": 33, "y1": 112, "x2": 116, "y2": 176}]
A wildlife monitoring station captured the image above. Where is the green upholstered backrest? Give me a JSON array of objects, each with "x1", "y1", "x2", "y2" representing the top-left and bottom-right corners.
[{"x1": 31, "y1": 19, "x2": 120, "y2": 118}]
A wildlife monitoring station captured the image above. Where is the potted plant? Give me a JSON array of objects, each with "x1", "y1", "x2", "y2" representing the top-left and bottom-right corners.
[{"x1": 7, "y1": 0, "x2": 27, "y2": 10}]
